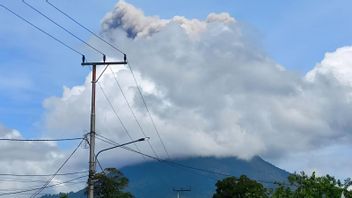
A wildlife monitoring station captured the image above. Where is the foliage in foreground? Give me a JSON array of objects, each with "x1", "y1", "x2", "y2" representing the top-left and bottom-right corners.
[
  {"x1": 213, "y1": 172, "x2": 352, "y2": 198},
  {"x1": 272, "y1": 172, "x2": 352, "y2": 198},
  {"x1": 92, "y1": 167, "x2": 133, "y2": 198},
  {"x1": 213, "y1": 175, "x2": 269, "y2": 198}
]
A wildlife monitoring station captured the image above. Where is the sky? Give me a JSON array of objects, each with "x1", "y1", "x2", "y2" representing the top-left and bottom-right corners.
[{"x1": 1, "y1": 0, "x2": 352, "y2": 196}]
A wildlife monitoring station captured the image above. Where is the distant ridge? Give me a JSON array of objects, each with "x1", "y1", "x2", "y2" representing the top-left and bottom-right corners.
[{"x1": 41, "y1": 156, "x2": 289, "y2": 198}]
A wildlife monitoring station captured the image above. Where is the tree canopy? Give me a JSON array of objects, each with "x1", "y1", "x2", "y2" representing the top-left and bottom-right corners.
[
  {"x1": 213, "y1": 175, "x2": 269, "y2": 198},
  {"x1": 213, "y1": 172, "x2": 352, "y2": 198},
  {"x1": 272, "y1": 172, "x2": 352, "y2": 198},
  {"x1": 93, "y1": 167, "x2": 133, "y2": 198}
]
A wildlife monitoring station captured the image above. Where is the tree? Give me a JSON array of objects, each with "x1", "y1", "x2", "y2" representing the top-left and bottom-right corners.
[
  {"x1": 93, "y1": 167, "x2": 133, "y2": 198},
  {"x1": 213, "y1": 175, "x2": 269, "y2": 198},
  {"x1": 272, "y1": 172, "x2": 352, "y2": 198},
  {"x1": 58, "y1": 193, "x2": 68, "y2": 198}
]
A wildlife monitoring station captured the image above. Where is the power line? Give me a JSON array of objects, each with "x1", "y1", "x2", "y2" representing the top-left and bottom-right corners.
[
  {"x1": 97, "y1": 135, "x2": 218, "y2": 181},
  {"x1": 44, "y1": 0, "x2": 170, "y2": 159},
  {"x1": 0, "y1": 178, "x2": 53, "y2": 184},
  {"x1": 127, "y1": 59, "x2": 171, "y2": 159},
  {"x1": 96, "y1": 135, "x2": 287, "y2": 186},
  {"x1": 95, "y1": 134, "x2": 220, "y2": 181},
  {"x1": 97, "y1": 82, "x2": 144, "y2": 155},
  {"x1": 31, "y1": 139, "x2": 84, "y2": 197},
  {"x1": 30, "y1": 138, "x2": 85, "y2": 198},
  {"x1": 0, "y1": 177, "x2": 87, "y2": 191},
  {"x1": 45, "y1": 0, "x2": 125, "y2": 55},
  {"x1": 46, "y1": 0, "x2": 169, "y2": 160},
  {"x1": 0, "y1": 177, "x2": 84, "y2": 184},
  {"x1": 108, "y1": 66, "x2": 160, "y2": 158},
  {"x1": 0, "y1": 170, "x2": 87, "y2": 177},
  {"x1": 97, "y1": 134, "x2": 291, "y2": 186},
  {"x1": 17, "y1": 181, "x2": 85, "y2": 196},
  {"x1": 96, "y1": 158, "x2": 104, "y2": 173},
  {"x1": 0, "y1": 137, "x2": 84, "y2": 142},
  {"x1": 0, "y1": 3, "x2": 83, "y2": 56},
  {"x1": 0, "y1": 175, "x2": 87, "y2": 197},
  {"x1": 5, "y1": 181, "x2": 86, "y2": 196},
  {"x1": 22, "y1": 0, "x2": 105, "y2": 57}
]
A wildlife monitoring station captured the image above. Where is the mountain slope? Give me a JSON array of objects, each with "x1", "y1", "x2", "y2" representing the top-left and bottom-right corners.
[
  {"x1": 121, "y1": 156, "x2": 288, "y2": 198},
  {"x1": 41, "y1": 156, "x2": 289, "y2": 198}
]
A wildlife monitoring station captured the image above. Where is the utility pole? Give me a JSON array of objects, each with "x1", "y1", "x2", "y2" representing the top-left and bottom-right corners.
[
  {"x1": 82, "y1": 55, "x2": 127, "y2": 198},
  {"x1": 173, "y1": 187, "x2": 191, "y2": 198}
]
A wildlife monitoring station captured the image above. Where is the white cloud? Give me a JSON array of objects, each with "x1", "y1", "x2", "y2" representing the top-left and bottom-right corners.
[
  {"x1": 41, "y1": 1, "x2": 352, "y2": 179},
  {"x1": 306, "y1": 46, "x2": 352, "y2": 86}
]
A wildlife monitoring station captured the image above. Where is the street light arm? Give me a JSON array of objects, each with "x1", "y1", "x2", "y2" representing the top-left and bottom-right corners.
[{"x1": 95, "y1": 137, "x2": 149, "y2": 164}]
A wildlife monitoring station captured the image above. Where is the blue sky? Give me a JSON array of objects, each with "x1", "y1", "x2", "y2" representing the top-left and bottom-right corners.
[{"x1": 1, "y1": 0, "x2": 352, "y2": 179}]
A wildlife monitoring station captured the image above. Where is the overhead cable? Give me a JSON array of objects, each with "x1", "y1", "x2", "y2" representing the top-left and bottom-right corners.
[
  {"x1": 97, "y1": 82, "x2": 143, "y2": 155},
  {"x1": 0, "y1": 170, "x2": 87, "y2": 177},
  {"x1": 0, "y1": 175, "x2": 87, "y2": 197},
  {"x1": 0, "y1": 3, "x2": 83, "y2": 56},
  {"x1": 127, "y1": 59, "x2": 171, "y2": 159},
  {"x1": 96, "y1": 134, "x2": 289, "y2": 186},
  {"x1": 95, "y1": 135, "x2": 219, "y2": 181},
  {"x1": 0, "y1": 137, "x2": 84, "y2": 142},
  {"x1": 108, "y1": 66, "x2": 160, "y2": 158},
  {"x1": 22, "y1": 0, "x2": 104, "y2": 56},
  {"x1": 44, "y1": 0, "x2": 170, "y2": 159},
  {"x1": 30, "y1": 138, "x2": 84, "y2": 197},
  {"x1": 45, "y1": 0, "x2": 125, "y2": 55}
]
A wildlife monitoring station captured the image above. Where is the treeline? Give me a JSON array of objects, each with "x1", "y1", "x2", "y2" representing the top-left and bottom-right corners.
[
  {"x1": 213, "y1": 172, "x2": 352, "y2": 198},
  {"x1": 54, "y1": 169, "x2": 352, "y2": 198}
]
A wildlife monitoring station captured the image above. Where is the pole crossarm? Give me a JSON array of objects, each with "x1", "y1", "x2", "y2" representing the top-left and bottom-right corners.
[
  {"x1": 81, "y1": 61, "x2": 127, "y2": 66},
  {"x1": 173, "y1": 187, "x2": 191, "y2": 198},
  {"x1": 173, "y1": 188, "x2": 192, "y2": 192}
]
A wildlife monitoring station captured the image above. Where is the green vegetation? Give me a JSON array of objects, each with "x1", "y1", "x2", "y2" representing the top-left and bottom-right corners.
[
  {"x1": 92, "y1": 168, "x2": 133, "y2": 198},
  {"x1": 58, "y1": 193, "x2": 68, "y2": 198},
  {"x1": 272, "y1": 172, "x2": 352, "y2": 198},
  {"x1": 213, "y1": 175, "x2": 269, "y2": 198},
  {"x1": 213, "y1": 172, "x2": 352, "y2": 198}
]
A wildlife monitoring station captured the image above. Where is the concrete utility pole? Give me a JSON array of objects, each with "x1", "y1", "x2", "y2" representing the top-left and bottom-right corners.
[
  {"x1": 173, "y1": 187, "x2": 191, "y2": 198},
  {"x1": 82, "y1": 55, "x2": 127, "y2": 198}
]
